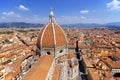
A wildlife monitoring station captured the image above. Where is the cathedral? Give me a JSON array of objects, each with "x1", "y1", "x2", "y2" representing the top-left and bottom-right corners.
[{"x1": 22, "y1": 9, "x2": 79, "y2": 80}]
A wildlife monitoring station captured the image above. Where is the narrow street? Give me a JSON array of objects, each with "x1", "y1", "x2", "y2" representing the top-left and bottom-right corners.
[{"x1": 76, "y1": 52, "x2": 88, "y2": 80}]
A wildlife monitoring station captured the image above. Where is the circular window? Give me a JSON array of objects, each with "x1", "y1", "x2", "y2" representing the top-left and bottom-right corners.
[
  {"x1": 47, "y1": 52, "x2": 51, "y2": 55},
  {"x1": 60, "y1": 50, "x2": 63, "y2": 53}
]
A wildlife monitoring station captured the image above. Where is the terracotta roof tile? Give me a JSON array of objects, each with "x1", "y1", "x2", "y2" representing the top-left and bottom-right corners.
[
  {"x1": 70, "y1": 63, "x2": 78, "y2": 68},
  {"x1": 100, "y1": 51, "x2": 110, "y2": 57},
  {"x1": 52, "y1": 65, "x2": 61, "y2": 80},
  {"x1": 113, "y1": 53, "x2": 120, "y2": 59},
  {"x1": 68, "y1": 51, "x2": 74, "y2": 59},
  {"x1": 22, "y1": 55, "x2": 54, "y2": 80},
  {"x1": 59, "y1": 56, "x2": 67, "y2": 62},
  {"x1": 0, "y1": 71, "x2": 3, "y2": 76},
  {"x1": 87, "y1": 68, "x2": 100, "y2": 80},
  {"x1": 5, "y1": 72, "x2": 13, "y2": 80},
  {"x1": 4, "y1": 54, "x2": 33, "y2": 80},
  {"x1": 37, "y1": 23, "x2": 67, "y2": 48},
  {"x1": 54, "y1": 24, "x2": 67, "y2": 46}
]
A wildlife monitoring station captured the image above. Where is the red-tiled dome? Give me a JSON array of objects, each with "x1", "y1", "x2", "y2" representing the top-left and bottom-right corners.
[
  {"x1": 37, "y1": 23, "x2": 67, "y2": 48},
  {"x1": 37, "y1": 9, "x2": 67, "y2": 49}
]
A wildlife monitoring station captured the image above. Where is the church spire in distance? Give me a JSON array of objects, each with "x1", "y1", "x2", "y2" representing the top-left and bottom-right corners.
[{"x1": 49, "y1": 8, "x2": 56, "y2": 23}]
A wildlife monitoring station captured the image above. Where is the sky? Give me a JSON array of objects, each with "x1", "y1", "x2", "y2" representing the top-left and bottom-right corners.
[{"x1": 0, "y1": 0, "x2": 120, "y2": 24}]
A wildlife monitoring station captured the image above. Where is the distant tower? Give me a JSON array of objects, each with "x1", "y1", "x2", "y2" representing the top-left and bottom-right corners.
[
  {"x1": 36, "y1": 8, "x2": 68, "y2": 62},
  {"x1": 75, "y1": 40, "x2": 79, "y2": 53}
]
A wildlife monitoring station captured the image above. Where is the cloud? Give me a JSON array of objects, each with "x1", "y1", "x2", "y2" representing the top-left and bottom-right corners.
[
  {"x1": 18, "y1": 5, "x2": 29, "y2": 11},
  {"x1": 2, "y1": 11, "x2": 21, "y2": 17},
  {"x1": 80, "y1": 10, "x2": 89, "y2": 14},
  {"x1": 23, "y1": 17, "x2": 48, "y2": 23},
  {"x1": 3, "y1": 11, "x2": 14, "y2": 15},
  {"x1": 56, "y1": 16, "x2": 89, "y2": 24},
  {"x1": 80, "y1": 16, "x2": 87, "y2": 19},
  {"x1": 107, "y1": 0, "x2": 120, "y2": 10}
]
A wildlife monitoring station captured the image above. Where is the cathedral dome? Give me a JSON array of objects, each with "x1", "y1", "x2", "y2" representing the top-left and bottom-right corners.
[{"x1": 37, "y1": 9, "x2": 67, "y2": 49}]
